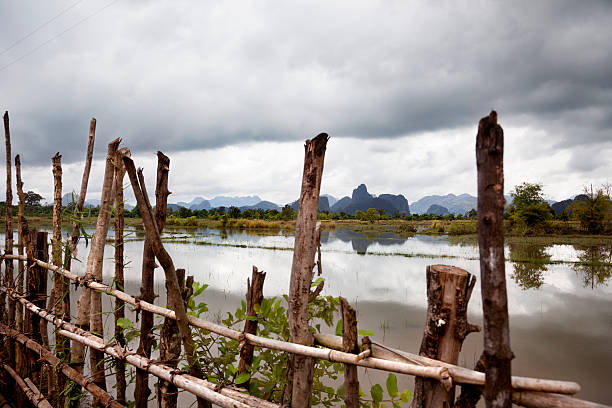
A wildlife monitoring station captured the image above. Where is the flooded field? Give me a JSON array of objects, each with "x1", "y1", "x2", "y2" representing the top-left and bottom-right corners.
[{"x1": 7, "y1": 226, "x2": 612, "y2": 405}]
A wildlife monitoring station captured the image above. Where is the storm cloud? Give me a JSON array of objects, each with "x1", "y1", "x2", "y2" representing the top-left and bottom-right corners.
[{"x1": 1, "y1": 0, "x2": 611, "y2": 202}]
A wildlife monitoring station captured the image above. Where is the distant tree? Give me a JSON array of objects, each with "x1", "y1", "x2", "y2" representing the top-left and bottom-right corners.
[
  {"x1": 228, "y1": 206, "x2": 241, "y2": 218},
  {"x1": 509, "y1": 182, "x2": 553, "y2": 229},
  {"x1": 572, "y1": 185, "x2": 611, "y2": 234},
  {"x1": 365, "y1": 208, "x2": 381, "y2": 223},
  {"x1": 281, "y1": 204, "x2": 296, "y2": 220},
  {"x1": 25, "y1": 190, "x2": 44, "y2": 207}
]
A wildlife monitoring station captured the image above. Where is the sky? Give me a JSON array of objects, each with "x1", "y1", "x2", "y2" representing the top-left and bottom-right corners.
[{"x1": 1, "y1": 0, "x2": 611, "y2": 206}]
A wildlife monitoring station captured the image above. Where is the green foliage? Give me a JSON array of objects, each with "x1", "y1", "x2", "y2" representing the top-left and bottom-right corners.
[
  {"x1": 509, "y1": 182, "x2": 553, "y2": 232},
  {"x1": 447, "y1": 221, "x2": 477, "y2": 235},
  {"x1": 183, "y1": 282, "x2": 412, "y2": 406},
  {"x1": 572, "y1": 186, "x2": 611, "y2": 234}
]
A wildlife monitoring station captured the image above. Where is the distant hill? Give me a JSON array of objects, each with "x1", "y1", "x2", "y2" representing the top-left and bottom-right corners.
[
  {"x1": 61, "y1": 192, "x2": 99, "y2": 208},
  {"x1": 289, "y1": 196, "x2": 330, "y2": 212},
  {"x1": 426, "y1": 204, "x2": 450, "y2": 216},
  {"x1": 177, "y1": 197, "x2": 211, "y2": 210},
  {"x1": 327, "y1": 184, "x2": 410, "y2": 215},
  {"x1": 411, "y1": 194, "x2": 477, "y2": 215},
  {"x1": 551, "y1": 194, "x2": 589, "y2": 215},
  {"x1": 322, "y1": 194, "x2": 337, "y2": 207},
  {"x1": 240, "y1": 201, "x2": 280, "y2": 211},
  {"x1": 209, "y1": 195, "x2": 261, "y2": 208}
]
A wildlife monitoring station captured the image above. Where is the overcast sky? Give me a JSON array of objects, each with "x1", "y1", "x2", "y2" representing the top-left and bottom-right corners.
[{"x1": 1, "y1": 0, "x2": 611, "y2": 205}]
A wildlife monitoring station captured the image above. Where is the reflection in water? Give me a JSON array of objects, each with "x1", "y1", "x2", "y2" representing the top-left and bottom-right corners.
[
  {"x1": 509, "y1": 243, "x2": 551, "y2": 290},
  {"x1": 573, "y1": 245, "x2": 612, "y2": 289},
  {"x1": 331, "y1": 230, "x2": 408, "y2": 254}
]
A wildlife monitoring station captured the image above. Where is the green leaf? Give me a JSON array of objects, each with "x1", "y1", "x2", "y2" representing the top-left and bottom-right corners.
[
  {"x1": 386, "y1": 373, "x2": 398, "y2": 397},
  {"x1": 311, "y1": 277, "x2": 325, "y2": 288},
  {"x1": 116, "y1": 318, "x2": 133, "y2": 329},
  {"x1": 371, "y1": 384, "x2": 383, "y2": 403},
  {"x1": 358, "y1": 329, "x2": 375, "y2": 336},
  {"x1": 335, "y1": 319, "x2": 343, "y2": 336},
  {"x1": 235, "y1": 372, "x2": 250, "y2": 384},
  {"x1": 400, "y1": 389, "x2": 413, "y2": 403}
]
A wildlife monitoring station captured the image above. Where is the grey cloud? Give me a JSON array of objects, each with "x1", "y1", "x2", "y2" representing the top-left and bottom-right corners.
[{"x1": 1, "y1": 0, "x2": 611, "y2": 165}]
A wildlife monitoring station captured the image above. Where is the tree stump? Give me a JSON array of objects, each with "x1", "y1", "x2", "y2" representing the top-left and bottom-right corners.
[{"x1": 412, "y1": 264, "x2": 479, "y2": 408}]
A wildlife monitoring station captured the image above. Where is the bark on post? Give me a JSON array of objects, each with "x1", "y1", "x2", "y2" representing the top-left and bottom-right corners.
[
  {"x1": 24, "y1": 229, "x2": 48, "y2": 388},
  {"x1": 158, "y1": 268, "x2": 189, "y2": 408},
  {"x1": 3, "y1": 112, "x2": 15, "y2": 351},
  {"x1": 135, "y1": 151, "x2": 170, "y2": 407},
  {"x1": 476, "y1": 111, "x2": 513, "y2": 408},
  {"x1": 66, "y1": 118, "x2": 95, "y2": 404},
  {"x1": 113, "y1": 148, "x2": 129, "y2": 404},
  {"x1": 49, "y1": 152, "x2": 64, "y2": 405},
  {"x1": 14, "y1": 157, "x2": 27, "y2": 408},
  {"x1": 412, "y1": 265, "x2": 480, "y2": 408},
  {"x1": 340, "y1": 297, "x2": 359, "y2": 408},
  {"x1": 71, "y1": 137, "x2": 119, "y2": 395},
  {"x1": 122, "y1": 154, "x2": 209, "y2": 408},
  {"x1": 288, "y1": 133, "x2": 328, "y2": 408},
  {"x1": 88, "y1": 138, "x2": 120, "y2": 395},
  {"x1": 238, "y1": 266, "x2": 266, "y2": 385}
]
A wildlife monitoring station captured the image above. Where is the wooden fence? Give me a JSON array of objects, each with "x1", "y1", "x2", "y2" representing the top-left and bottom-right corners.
[{"x1": 0, "y1": 110, "x2": 609, "y2": 408}]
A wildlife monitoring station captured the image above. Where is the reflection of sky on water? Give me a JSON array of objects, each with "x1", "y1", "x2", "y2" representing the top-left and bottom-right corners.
[{"x1": 3, "y1": 226, "x2": 611, "y2": 404}]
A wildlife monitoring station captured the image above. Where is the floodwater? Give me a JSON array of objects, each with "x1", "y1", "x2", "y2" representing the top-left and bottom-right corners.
[{"x1": 4, "y1": 226, "x2": 612, "y2": 406}]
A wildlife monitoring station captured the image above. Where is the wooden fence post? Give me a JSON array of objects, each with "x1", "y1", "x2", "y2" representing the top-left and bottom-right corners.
[
  {"x1": 412, "y1": 265, "x2": 480, "y2": 407},
  {"x1": 135, "y1": 151, "x2": 170, "y2": 407},
  {"x1": 3, "y1": 111, "x2": 15, "y2": 354},
  {"x1": 114, "y1": 148, "x2": 129, "y2": 404},
  {"x1": 476, "y1": 110, "x2": 513, "y2": 408},
  {"x1": 340, "y1": 297, "x2": 359, "y2": 408},
  {"x1": 238, "y1": 265, "x2": 266, "y2": 386},
  {"x1": 288, "y1": 132, "x2": 328, "y2": 408},
  {"x1": 158, "y1": 268, "x2": 189, "y2": 408}
]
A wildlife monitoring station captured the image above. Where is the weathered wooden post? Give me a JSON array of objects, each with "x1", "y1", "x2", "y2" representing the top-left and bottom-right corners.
[
  {"x1": 158, "y1": 268, "x2": 189, "y2": 408},
  {"x1": 238, "y1": 265, "x2": 266, "y2": 385},
  {"x1": 123, "y1": 154, "x2": 209, "y2": 408},
  {"x1": 288, "y1": 133, "x2": 328, "y2": 408},
  {"x1": 135, "y1": 151, "x2": 170, "y2": 407},
  {"x1": 113, "y1": 148, "x2": 129, "y2": 404},
  {"x1": 412, "y1": 265, "x2": 480, "y2": 407},
  {"x1": 3, "y1": 112, "x2": 15, "y2": 342},
  {"x1": 340, "y1": 297, "x2": 359, "y2": 408},
  {"x1": 476, "y1": 110, "x2": 513, "y2": 408},
  {"x1": 14, "y1": 159, "x2": 27, "y2": 408}
]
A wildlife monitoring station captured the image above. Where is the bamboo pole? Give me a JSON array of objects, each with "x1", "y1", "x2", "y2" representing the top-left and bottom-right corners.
[
  {"x1": 2, "y1": 363, "x2": 53, "y2": 408},
  {"x1": 122, "y1": 154, "x2": 209, "y2": 408},
  {"x1": 340, "y1": 297, "x2": 359, "y2": 408},
  {"x1": 237, "y1": 265, "x2": 266, "y2": 386},
  {"x1": 114, "y1": 148, "x2": 128, "y2": 404},
  {"x1": 288, "y1": 132, "x2": 328, "y2": 408},
  {"x1": 0, "y1": 324, "x2": 125, "y2": 408},
  {"x1": 135, "y1": 151, "x2": 170, "y2": 407},
  {"x1": 1, "y1": 253, "x2": 583, "y2": 397},
  {"x1": 0, "y1": 288, "x2": 272, "y2": 408},
  {"x1": 476, "y1": 110, "x2": 512, "y2": 408}
]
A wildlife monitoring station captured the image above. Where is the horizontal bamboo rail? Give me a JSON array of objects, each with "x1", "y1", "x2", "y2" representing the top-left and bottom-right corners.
[
  {"x1": 0, "y1": 253, "x2": 587, "y2": 398},
  {"x1": 0, "y1": 324, "x2": 125, "y2": 408},
  {"x1": 2, "y1": 363, "x2": 53, "y2": 408},
  {"x1": 0, "y1": 287, "x2": 276, "y2": 408},
  {"x1": 314, "y1": 333, "x2": 581, "y2": 395}
]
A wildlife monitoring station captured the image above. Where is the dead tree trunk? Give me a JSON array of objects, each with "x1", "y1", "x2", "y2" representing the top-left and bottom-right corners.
[
  {"x1": 3, "y1": 112, "x2": 15, "y2": 358},
  {"x1": 476, "y1": 111, "x2": 513, "y2": 408},
  {"x1": 158, "y1": 268, "x2": 189, "y2": 408},
  {"x1": 88, "y1": 138, "x2": 120, "y2": 395},
  {"x1": 238, "y1": 266, "x2": 266, "y2": 385},
  {"x1": 135, "y1": 151, "x2": 170, "y2": 407},
  {"x1": 412, "y1": 265, "x2": 480, "y2": 408},
  {"x1": 340, "y1": 297, "x2": 359, "y2": 408},
  {"x1": 288, "y1": 133, "x2": 328, "y2": 408},
  {"x1": 114, "y1": 148, "x2": 129, "y2": 404},
  {"x1": 122, "y1": 154, "x2": 209, "y2": 408}
]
